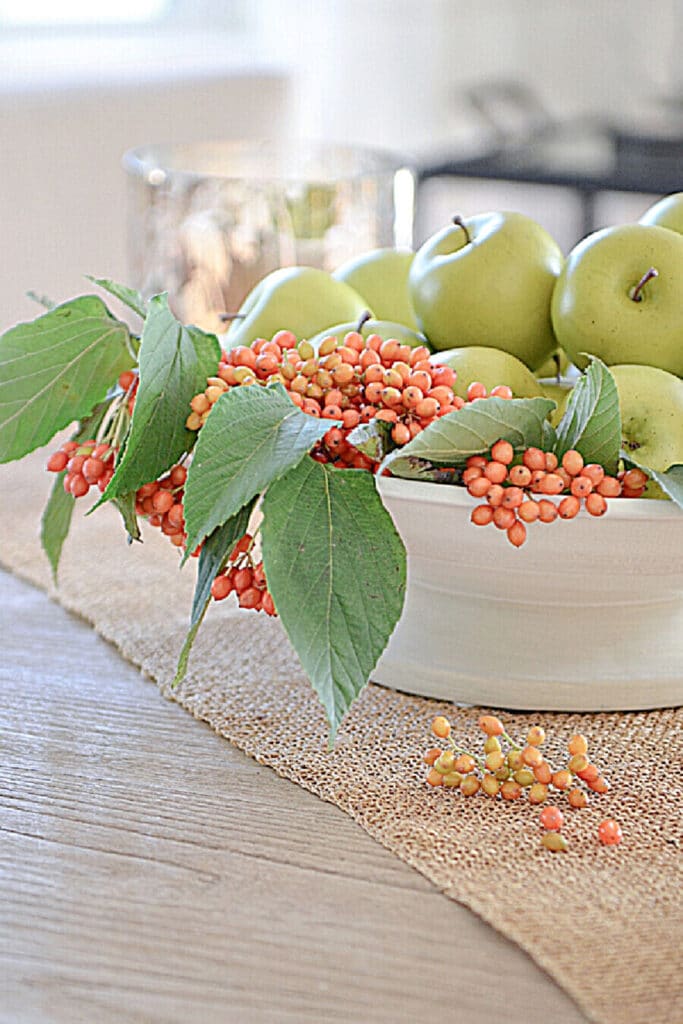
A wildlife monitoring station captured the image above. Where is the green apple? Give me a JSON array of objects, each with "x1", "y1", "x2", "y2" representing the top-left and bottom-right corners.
[
  {"x1": 308, "y1": 316, "x2": 428, "y2": 352},
  {"x1": 535, "y1": 347, "x2": 571, "y2": 381},
  {"x1": 429, "y1": 345, "x2": 544, "y2": 400},
  {"x1": 409, "y1": 212, "x2": 563, "y2": 369},
  {"x1": 538, "y1": 379, "x2": 572, "y2": 427},
  {"x1": 639, "y1": 192, "x2": 683, "y2": 235},
  {"x1": 224, "y1": 267, "x2": 370, "y2": 349},
  {"x1": 333, "y1": 248, "x2": 420, "y2": 331},
  {"x1": 551, "y1": 224, "x2": 683, "y2": 377},
  {"x1": 611, "y1": 363, "x2": 683, "y2": 474}
]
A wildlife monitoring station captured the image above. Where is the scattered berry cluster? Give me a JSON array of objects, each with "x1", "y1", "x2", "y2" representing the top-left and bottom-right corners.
[
  {"x1": 185, "y1": 331, "x2": 512, "y2": 469},
  {"x1": 47, "y1": 439, "x2": 117, "y2": 497},
  {"x1": 465, "y1": 442, "x2": 649, "y2": 547},
  {"x1": 210, "y1": 532, "x2": 276, "y2": 616},
  {"x1": 424, "y1": 714, "x2": 621, "y2": 851},
  {"x1": 134, "y1": 464, "x2": 189, "y2": 549}
]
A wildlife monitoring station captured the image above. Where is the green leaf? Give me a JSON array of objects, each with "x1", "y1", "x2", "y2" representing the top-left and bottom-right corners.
[
  {"x1": 112, "y1": 492, "x2": 141, "y2": 542},
  {"x1": 39, "y1": 400, "x2": 112, "y2": 580},
  {"x1": 86, "y1": 277, "x2": 147, "y2": 320},
  {"x1": 183, "y1": 383, "x2": 334, "y2": 558},
  {"x1": 621, "y1": 456, "x2": 683, "y2": 509},
  {"x1": 99, "y1": 294, "x2": 220, "y2": 502},
  {"x1": 261, "y1": 459, "x2": 407, "y2": 741},
  {"x1": 41, "y1": 473, "x2": 75, "y2": 582},
  {"x1": 346, "y1": 418, "x2": 393, "y2": 461},
  {"x1": 554, "y1": 359, "x2": 621, "y2": 472},
  {"x1": 382, "y1": 397, "x2": 554, "y2": 477},
  {"x1": 0, "y1": 296, "x2": 134, "y2": 464},
  {"x1": 173, "y1": 500, "x2": 256, "y2": 687},
  {"x1": 542, "y1": 418, "x2": 558, "y2": 451}
]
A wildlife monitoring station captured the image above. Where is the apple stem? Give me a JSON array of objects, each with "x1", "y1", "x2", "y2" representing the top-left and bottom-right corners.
[
  {"x1": 452, "y1": 215, "x2": 472, "y2": 245},
  {"x1": 629, "y1": 267, "x2": 658, "y2": 302},
  {"x1": 218, "y1": 312, "x2": 247, "y2": 322},
  {"x1": 356, "y1": 309, "x2": 373, "y2": 332}
]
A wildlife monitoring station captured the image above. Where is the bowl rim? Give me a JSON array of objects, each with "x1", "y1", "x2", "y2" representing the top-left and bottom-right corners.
[{"x1": 376, "y1": 474, "x2": 682, "y2": 521}]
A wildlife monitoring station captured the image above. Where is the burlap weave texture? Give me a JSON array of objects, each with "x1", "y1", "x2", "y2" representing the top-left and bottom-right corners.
[{"x1": 1, "y1": 452, "x2": 681, "y2": 1024}]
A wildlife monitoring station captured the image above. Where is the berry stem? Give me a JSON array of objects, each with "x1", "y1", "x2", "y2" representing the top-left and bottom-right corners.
[
  {"x1": 446, "y1": 736, "x2": 486, "y2": 771},
  {"x1": 629, "y1": 266, "x2": 658, "y2": 302},
  {"x1": 501, "y1": 729, "x2": 520, "y2": 750},
  {"x1": 355, "y1": 309, "x2": 373, "y2": 332}
]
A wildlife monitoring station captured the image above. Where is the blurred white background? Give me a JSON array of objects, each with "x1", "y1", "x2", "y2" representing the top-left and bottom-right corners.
[{"x1": 1, "y1": 0, "x2": 682, "y2": 326}]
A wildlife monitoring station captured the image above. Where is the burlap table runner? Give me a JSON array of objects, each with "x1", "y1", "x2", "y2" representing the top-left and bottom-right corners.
[{"x1": 1, "y1": 450, "x2": 681, "y2": 1024}]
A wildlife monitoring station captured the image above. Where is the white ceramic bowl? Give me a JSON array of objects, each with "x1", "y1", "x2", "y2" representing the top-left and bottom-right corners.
[{"x1": 374, "y1": 476, "x2": 683, "y2": 711}]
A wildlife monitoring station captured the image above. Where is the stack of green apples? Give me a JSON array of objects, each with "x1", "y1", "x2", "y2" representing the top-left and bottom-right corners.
[{"x1": 225, "y1": 193, "x2": 683, "y2": 484}]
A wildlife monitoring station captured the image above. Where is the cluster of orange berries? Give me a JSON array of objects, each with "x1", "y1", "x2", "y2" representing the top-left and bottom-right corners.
[
  {"x1": 465, "y1": 441, "x2": 650, "y2": 547},
  {"x1": 185, "y1": 330, "x2": 512, "y2": 470},
  {"x1": 210, "y1": 532, "x2": 276, "y2": 616},
  {"x1": 134, "y1": 463, "x2": 189, "y2": 550},
  {"x1": 425, "y1": 714, "x2": 621, "y2": 851},
  {"x1": 47, "y1": 438, "x2": 117, "y2": 497}
]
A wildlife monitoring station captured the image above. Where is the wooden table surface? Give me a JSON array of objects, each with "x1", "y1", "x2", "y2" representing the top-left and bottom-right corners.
[{"x1": 0, "y1": 567, "x2": 586, "y2": 1024}]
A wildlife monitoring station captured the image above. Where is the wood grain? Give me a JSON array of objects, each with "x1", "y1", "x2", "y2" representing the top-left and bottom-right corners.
[{"x1": 0, "y1": 569, "x2": 586, "y2": 1024}]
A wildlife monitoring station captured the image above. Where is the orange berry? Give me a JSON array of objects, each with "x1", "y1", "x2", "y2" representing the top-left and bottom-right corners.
[
  {"x1": 539, "y1": 805, "x2": 564, "y2": 831},
  {"x1": 514, "y1": 768, "x2": 535, "y2": 788},
  {"x1": 522, "y1": 745, "x2": 543, "y2": 767},
  {"x1": 483, "y1": 736, "x2": 502, "y2": 753},
  {"x1": 541, "y1": 832, "x2": 568, "y2": 852},
  {"x1": 533, "y1": 761, "x2": 552, "y2": 785},
  {"x1": 552, "y1": 769, "x2": 572, "y2": 791},
  {"x1": 486, "y1": 484, "x2": 505, "y2": 507},
  {"x1": 587, "y1": 776, "x2": 610, "y2": 794},
  {"x1": 466, "y1": 381, "x2": 487, "y2": 401},
  {"x1": 426, "y1": 768, "x2": 444, "y2": 787},
  {"x1": 576, "y1": 763, "x2": 599, "y2": 783},
  {"x1": 570, "y1": 475, "x2": 593, "y2": 498},
  {"x1": 508, "y1": 464, "x2": 532, "y2": 487},
  {"x1": 597, "y1": 475, "x2": 621, "y2": 497},
  {"x1": 529, "y1": 469, "x2": 547, "y2": 493},
  {"x1": 467, "y1": 455, "x2": 488, "y2": 469},
  {"x1": 423, "y1": 748, "x2": 443, "y2": 766},
  {"x1": 210, "y1": 574, "x2": 232, "y2": 601},
  {"x1": 598, "y1": 819, "x2": 623, "y2": 845},
  {"x1": 442, "y1": 771, "x2": 463, "y2": 789},
  {"x1": 69, "y1": 474, "x2": 89, "y2": 498},
  {"x1": 537, "y1": 499, "x2": 558, "y2": 523},
  {"x1": 526, "y1": 725, "x2": 546, "y2": 746},
  {"x1": 567, "y1": 734, "x2": 588, "y2": 756},
  {"x1": 491, "y1": 439, "x2": 514, "y2": 465},
  {"x1": 507, "y1": 520, "x2": 527, "y2": 547},
  {"x1": 493, "y1": 506, "x2": 516, "y2": 531},
  {"x1": 518, "y1": 499, "x2": 540, "y2": 523},
  {"x1": 523, "y1": 447, "x2": 546, "y2": 471},
  {"x1": 502, "y1": 486, "x2": 525, "y2": 509},
  {"x1": 468, "y1": 476, "x2": 493, "y2": 499},
  {"x1": 434, "y1": 751, "x2": 456, "y2": 774},
  {"x1": 47, "y1": 450, "x2": 69, "y2": 472},
  {"x1": 507, "y1": 750, "x2": 524, "y2": 771},
  {"x1": 454, "y1": 754, "x2": 476, "y2": 774},
  {"x1": 623, "y1": 467, "x2": 648, "y2": 490},
  {"x1": 582, "y1": 463, "x2": 605, "y2": 487},
  {"x1": 585, "y1": 492, "x2": 608, "y2": 516},
  {"x1": 528, "y1": 782, "x2": 548, "y2": 805},
  {"x1": 568, "y1": 753, "x2": 589, "y2": 774},
  {"x1": 561, "y1": 449, "x2": 584, "y2": 476},
  {"x1": 460, "y1": 776, "x2": 481, "y2": 796},
  {"x1": 391, "y1": 422, "x2": 411, "y2": 445},
  {"x1": 471, "y1": 504, "x2": 495, "y2": 526},
  {"x1": 544, "y1": 452, "x2": 559, "y2": 471},
  {"x1": 430, "y1": 364, "x2": 456, "y2": 388},
  {"x1": 478, "y1": 714, "x2": 504, "y2": 736},
  {"x1": 485, "y1": 750, "x2": 506, "y2": 772},
  {"x1": 481, "y1": 774, "x2": 501, "y2": 797},
  {"x1": 431, "y1": 716, "x2": 451, "y2": 739},
  {"x1": 568, "y1": 788, "x2": 588, "y2": 809},
  {"x1": 490, "y1": 384, "x2": 513, "y2": 399},
  {"x1": 484, "y1": 460, "x2": 508, "y2": 484},
  {"x1": 540, "y1": 473, "x2": 565, "y2": 495},
  {"x1": 500, "y1": 780, "x2": 523, "y2": 801},
  {"x1": 558, "y1": 495, "x2": 581, "y2": 519}
]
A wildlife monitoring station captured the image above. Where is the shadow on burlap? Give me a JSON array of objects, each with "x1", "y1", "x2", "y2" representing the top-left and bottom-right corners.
[{"x1": 1, "y1": 451, "x2": 681, "y2": 1024}]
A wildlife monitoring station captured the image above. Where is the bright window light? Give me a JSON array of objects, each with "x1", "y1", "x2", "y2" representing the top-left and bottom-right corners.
[{"x1": 0, "y1": 0, "x2": 169, "y2": 24}]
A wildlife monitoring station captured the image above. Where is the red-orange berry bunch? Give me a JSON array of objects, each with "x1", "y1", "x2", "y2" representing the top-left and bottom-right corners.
[
  {"x1": 424, "y1": 715, "x2": 619, "y2": 851},
  {"x1": 134, "y1": 464, "x2": 188, "y2": 549},
  {"x1": 47, "y1": 438, "x2": 117, "y2": 498},
  {"x1": 466, "y1": 442, "x2": 649, "y2": 547},
  {"x1": 185, "y1": 331, "x2": 516, "y2": 470},
  {"x1": 118, "y1": 368, "x2": 139, "y2": 416},
  {"x1": 210, "y1": 532, "x2": 276, "y2": 616}
]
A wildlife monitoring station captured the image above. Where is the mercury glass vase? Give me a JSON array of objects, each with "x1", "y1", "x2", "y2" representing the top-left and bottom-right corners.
[{"x1": 123, "y1": 140, "x2": 415, "y2": 334}]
